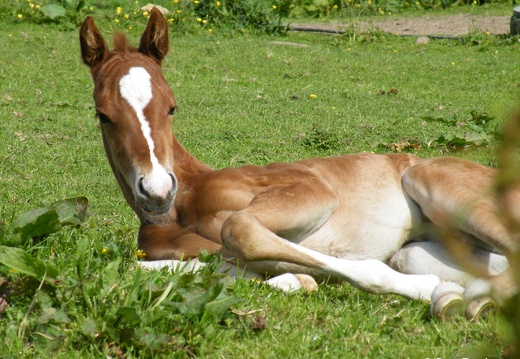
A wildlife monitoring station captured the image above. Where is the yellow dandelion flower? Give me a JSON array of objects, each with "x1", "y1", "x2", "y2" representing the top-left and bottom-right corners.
[
  {"x1": 174, "y1": 0, "x2": 179, "y2": 3},
  {"x1": 143, "y1": 11, "x2": 149, "y2": 16},
  {"x1": 176, "y1": 9, "x2": 182, "y2": 13},
  {"x1": 216, "y1": 1, "x2": 221, "y2": 6},
  {"x1": 114, "y1": 18, "x2": 119, "y2": 23},
  {"x1": 101, "y1": 248, "x2": 109, "y2": 254},
  {"x1": 333, "y1": 4, "x2": 338, "y2": 9},
  {"x1": 35, "y1": 4, "x2": 40, "y2": 8},
  {"x1": 451, "y1": 61, "x2": 455, "y2": 66},
  {"x1": 8, "y1": 268, "x2": 18, "y2": 273},
  {"x1": 136, "y1": 249, "x2": 147, "y2": 258},
  {"x1": 89, "y1": 6, "x2": 94, "y2": 10},
  {"x1": 129, "y1": 26, "x2": 133, "y2": 30},
  {"x1": 250, "y1": 277, "x2": 262, "y2": 283},
  {"x1": 208, "y1": 29, "x2": 212, "y2": 32},
  {"x1": 197, "y1": 17, "x2": 202, "y2": 22},
  {"x1": 117, "y1": 6, "x2": 122, "y2": 15},
  {"x1": 17, "y1": 14, "x2": 23, "y2": 19},
  {"x1": 168, "y1": 18, "x2": 174, "y2": 23},
  {"x1": 30, "y1": 3, "x2": 34, "y2": 8},
  {"x1": 310, "y1": 94, "x2": 317, "y2": 99},
  {"x1": 194, "y1": 0, "x2": 199, "y2": 3},
  {"x1": 124, "y1": 14, "x2": 129, "y2": 19},
  {"x1": 202, "y1": 19, "x2": 207, "y2": 24},
  {"x1": 272, "y1": 5, "x2": 277, "y2": 9}
]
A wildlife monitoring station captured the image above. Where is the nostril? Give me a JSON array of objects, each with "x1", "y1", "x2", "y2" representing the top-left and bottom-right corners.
[
  {"x1": 169, "y1": 173, "x2": 178, "y2": 194},
  {"x1": 137, "y1": 177, "x2": 149, "y2": 199}
]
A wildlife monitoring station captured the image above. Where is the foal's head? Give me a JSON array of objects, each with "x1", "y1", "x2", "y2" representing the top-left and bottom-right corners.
[{"x1": 80, "y1": 8, "x2": 177, "y2": 224}]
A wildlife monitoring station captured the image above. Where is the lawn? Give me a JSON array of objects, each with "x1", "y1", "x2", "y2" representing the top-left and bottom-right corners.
[{"x1": 0, "y1": 0, "x2": 519, "y2": 357}]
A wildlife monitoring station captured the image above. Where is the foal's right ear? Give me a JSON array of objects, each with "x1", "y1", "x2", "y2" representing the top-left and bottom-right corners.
[{"x1": 79, "y1": 16, "x2": 109, "y2": 71}]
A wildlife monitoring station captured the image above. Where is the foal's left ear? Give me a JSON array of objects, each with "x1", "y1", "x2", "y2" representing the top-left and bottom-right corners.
[{"x1": 139, "y1": 7, "x2": 169, "y2": 64}]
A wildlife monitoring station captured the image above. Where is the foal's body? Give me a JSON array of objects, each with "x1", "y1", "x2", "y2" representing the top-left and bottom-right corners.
[{"x1": 79, "y1": 9, "x2": 517, "y2": 319}]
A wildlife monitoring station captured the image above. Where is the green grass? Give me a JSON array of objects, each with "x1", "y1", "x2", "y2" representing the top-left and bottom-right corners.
[{"x1": 1, "y1": 2, "x2": 520, "y2": 357}]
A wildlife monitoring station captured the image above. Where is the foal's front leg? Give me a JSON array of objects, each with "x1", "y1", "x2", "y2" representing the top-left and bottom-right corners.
[{"x1": 220, "y1": 179, "x2": 441, "y2": 300}]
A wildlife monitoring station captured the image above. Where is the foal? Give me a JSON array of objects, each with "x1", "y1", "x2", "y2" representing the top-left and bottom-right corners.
[{"x1": 79, "y1": 8, "x2": 516, "y2": 320}]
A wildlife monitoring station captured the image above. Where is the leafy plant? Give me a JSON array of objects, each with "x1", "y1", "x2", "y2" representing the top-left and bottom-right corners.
[{"x1": 0, "y1": 200, "x2": 239, "y2": 356}]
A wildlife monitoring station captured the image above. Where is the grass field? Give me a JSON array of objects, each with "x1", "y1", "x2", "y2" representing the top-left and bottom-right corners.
[{"x1": 1, "y1": 0, "x2": 520, "y2": 357}]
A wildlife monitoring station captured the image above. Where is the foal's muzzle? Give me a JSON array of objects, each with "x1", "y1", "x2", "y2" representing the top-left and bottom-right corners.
[{"x1": 135, "y1": 172, "x2": 177, "y2": 216}]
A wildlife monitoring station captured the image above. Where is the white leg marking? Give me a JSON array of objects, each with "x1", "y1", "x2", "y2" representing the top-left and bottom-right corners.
[
  {"x1": 288, "y1": 242, "x2": 440, "y2": 300},
  {"x1": 119, "y1": 67, "x2": 172, "y2": 197},
  {"x1": 138, "y1": 259, "x2": 207, "y2": 272}
]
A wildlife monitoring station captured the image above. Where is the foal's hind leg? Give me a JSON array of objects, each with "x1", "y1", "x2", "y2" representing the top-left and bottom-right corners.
[
  {"x1": 220, "y1": 179, "x2": 441, "y2": 300},
  {"x1": 402, "y1": 157, "x2": 518, "y2": 317}
]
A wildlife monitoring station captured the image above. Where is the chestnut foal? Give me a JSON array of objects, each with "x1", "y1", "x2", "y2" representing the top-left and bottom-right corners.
[{"x1": 79, "y1": 8, "x2": 516, "y2": 320}]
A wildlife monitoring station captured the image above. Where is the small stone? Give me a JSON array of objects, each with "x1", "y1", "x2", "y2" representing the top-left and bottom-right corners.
[{"x1": 415, "y1": 36, "x2": 430, "y2": 45}]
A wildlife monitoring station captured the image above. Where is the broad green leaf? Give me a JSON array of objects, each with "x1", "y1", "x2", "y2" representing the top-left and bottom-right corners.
[
  {"x1": 39, "y1": 4, "x2": 66, "y2": 20},
  {"x1": 52, "y1": 197, "x2": 89, "y2": 226},
  {"x1": 116, "y1": 306, "x2": 141, "y2": 325},
  {"x1": 80, "y1": 318, "x2": 99, "y2": 338},
  {"x1": 12, "y1": 208, "x2": 61, "y2": 240},
  {"x1": 204, "y1": 294, "x2": 240, "y2": 320},
  {"x1": 0, "y1": 245, "x2": 58, "y2": 283},
  {"x1": 100, "y1": 258, "x2": 121, "y2": 297}
]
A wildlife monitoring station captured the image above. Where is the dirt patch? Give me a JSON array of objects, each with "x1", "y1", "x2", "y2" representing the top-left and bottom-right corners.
[{"x1": 292, "y1": 14, "x2": 511, "y2": 37}]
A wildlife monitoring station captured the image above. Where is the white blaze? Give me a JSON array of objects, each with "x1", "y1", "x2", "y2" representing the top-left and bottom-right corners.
[{"x1": 119, "y1": 67, "x2": 172, "y2": 198}]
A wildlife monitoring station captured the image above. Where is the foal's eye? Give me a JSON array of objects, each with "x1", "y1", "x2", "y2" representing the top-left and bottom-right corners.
[
  {"x1": 168, "y1": 107, "x2": 176, "y2": 116},
  {"x1": 97, "y1": 113, "x2": 111, "y2": 125}
]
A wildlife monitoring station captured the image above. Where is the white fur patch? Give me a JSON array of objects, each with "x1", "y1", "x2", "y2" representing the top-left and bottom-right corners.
[{"x1": 119, "y1": 67, "x2": 172, "y2": 197}]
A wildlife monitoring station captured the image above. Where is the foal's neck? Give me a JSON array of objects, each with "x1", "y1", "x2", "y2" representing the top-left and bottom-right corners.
[{"x1": 172, "y1": 135, "x2": 213, "y2": 183}]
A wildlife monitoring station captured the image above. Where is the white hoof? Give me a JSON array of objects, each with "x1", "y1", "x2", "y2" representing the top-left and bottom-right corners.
[
  {"x1": 267, "y1": 273, "x2": 317, "y2": 293},
  {"x1": 430, "y1": 282, "x2": 465, "y2": 319}
]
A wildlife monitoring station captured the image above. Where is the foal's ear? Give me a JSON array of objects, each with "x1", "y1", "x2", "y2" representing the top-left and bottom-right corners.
[
  {"x1": 79, "y1": 16, "x2": 109, "y2": 70},
  {"x1": 138, "y1": 7, "x2": 169, "y2": 64}
]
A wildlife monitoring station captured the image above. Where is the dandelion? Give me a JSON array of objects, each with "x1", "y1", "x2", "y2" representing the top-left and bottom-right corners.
[
  {"x1": 393, "y1": 49, "x2": 397, "y2": 53},
  {"x1": 101, "y1": 247, "x2": 109, "y2": 255},
  {"x1": 90, "y1": 6, "x2": 94, "y2": 10},
  {"x1": 30, "y1": 3, "x2": 34, "y2": 8},
  {"x1": 114, "y1": 18, "x2": 119, "y2": 23},
  {"x1": 250, "y1": 277, "x2": 262, "y2": 283},
  {"x1": 117, "y1": 6, "x2": 122, "y2": 15},
  {"x1": 272, "y1": 5, "x2": 277, "y2": 9},
  {"x1": 216, "y1": 1, "x2": 221, "y2": 6},
  {"x1": 388, "y1": 11, "x2": 392, "y2": 14},
  {"x1": 194, "y1": 0, "x2": 199, "y2": 3},
  {"x1": 129, "y1": 26, "x2": 133, "y2": 30},
  {"x1": 168, "y1": 18, "x2": 174, "y2": 23},
  {"x1": 8, "y1": 268, "x2": 18, "y2": 273},
  {"x1": 35, "y1": 4, "x2": 39, "y2": 8},
  {"x1": 202, "y1": 19, "x2": 207, "y2": 24},
  {"x1": 310, "y1": 94, "x2": 317, "y2": 99},
  {"x1": 174, "y1": 0, "x2": 179, "y2": 3},
  {"x1": 208, "y1": 29, "x2": 212, "y2": 32},
  {"x1": 486, "y1": 31, "x2": 490, "y2": 35},
  {"x1": 197, "y1": 17, "x2": 202, "y2": 22},
  {"x1": 176, "y1": 9, "x2": 182, "y2": 13},
  {"x1": 135, "y1": 249, "x2": 147, "y2": 258},
  {"x1": 143, "y1": 11, "x2": 149, "y2": 16},
  {"x1": 17, "y1": 14, "x2": 23, "y2": 19},
  {"x1": 124, "y1": 14, "x2": 129, "y2": 19},
  {"x1": 451, "y1": 61, "x2": 455, "y2": 66},
  {"x1": 333, "y1": 4, "x2": 338, "y2": 9}
]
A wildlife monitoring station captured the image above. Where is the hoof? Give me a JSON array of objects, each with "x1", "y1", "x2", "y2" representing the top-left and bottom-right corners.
[
  {"x1": 465, "y1": 297, "x2": 495, "y2": 321},
  {"x1": 430, "y1": 282, "x2": 465, "y2": 319}
]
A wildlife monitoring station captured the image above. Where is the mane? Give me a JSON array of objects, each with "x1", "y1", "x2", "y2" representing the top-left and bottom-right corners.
[{"x1": 112, "y1": 32, "x2": 137, "y2": 55}]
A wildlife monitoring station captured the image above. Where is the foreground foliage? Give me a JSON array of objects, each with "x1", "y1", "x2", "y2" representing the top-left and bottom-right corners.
[{"x1": 0, "y1": 0, "x2": 519, "y2": 356}]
